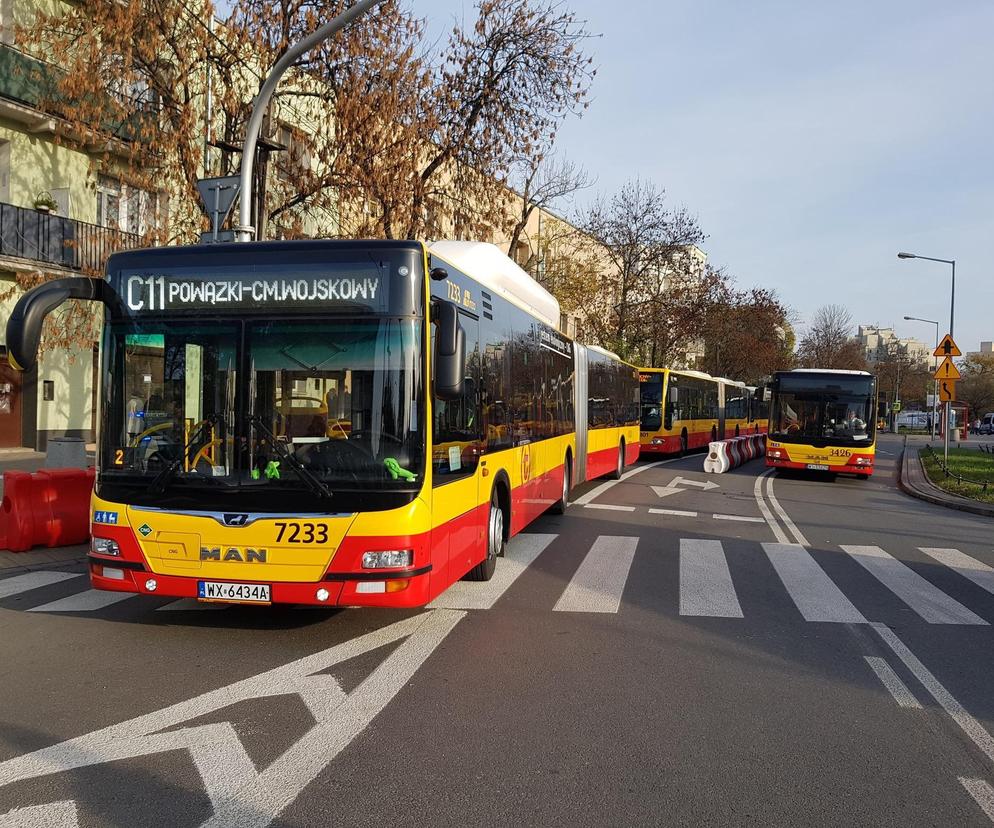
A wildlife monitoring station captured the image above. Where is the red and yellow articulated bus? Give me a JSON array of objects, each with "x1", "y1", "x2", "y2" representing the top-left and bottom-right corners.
[
  {"x1": 765, "y1": 369, "x2": 877, "y2": 477},
  {"x1": 6, "y1": 239, "x2": 638, "y2": 608}
]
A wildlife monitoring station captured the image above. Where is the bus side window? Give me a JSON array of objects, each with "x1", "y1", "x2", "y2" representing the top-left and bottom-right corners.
[{"x1": 433, "y1": 313, "x2": 481, "y2": 483}]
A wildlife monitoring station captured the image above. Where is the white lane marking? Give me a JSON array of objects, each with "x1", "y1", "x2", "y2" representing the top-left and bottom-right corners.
[
  {"x1": 863, "y1": 656, "x2": 922, "y2": 709},
  {"x1": 843, "y1": 546, "x2": 987, "y2": 625},
  {"x1": 920, "y1": 548, "x2": 994, "y2": 595},
  {"x1": 671, "y1": 476, "x2": 719, "y2": 491},
  {"x1": 0, "y1": 610, "x2": 464, "y2": 828},
  {"x1": 583, "y1": 503, "x2": 636, "y2": 512},
  {"x1": 960, "y1": 778, "x2": 994, "y2": 823},
  {"x1": 0, "y1": 571, "x2": 82, "y2": 600},
  {"x1": 0, "y1": 800, "x2": 79, "y2": 827},
  {"x1": 156, "y1": 598, "x2": 228, "y2": 612},
  {"x1": 873, "y1": 622, "x2": 994, "y2": 765},
  {"x1": 429, "y1": 533, "x2": 556, "y2": 610},
  {"x1": 28, "y1": 589, "x2": 135, "y2": 613},
  {"x1": 712, "y1": 514, "x2": 766, "y2": 523},
  {"x1": 762, "y1": 543, "x2": 867, "y2": 623},
  {"x1": 754, "y1": 469, "x2": 790, "y2": 544},
  {"x1": 649, "y1": 508, "x2": 698, "y2": 517},
  {"x1": 572, "y1": 458, "x2": 680, "y2": 505},
  {"x1": 553, "y1": 535, "x2": 638, "y2": 613},
  {"x1": 765, "y1": 474, "x2": 809, "y2": 546},
  {"x1": 679, "y1": 539, "x2": 743, "y2": 618},
  {"x1": 651, "y1": 486, "x2": 683, "y2": 499}
]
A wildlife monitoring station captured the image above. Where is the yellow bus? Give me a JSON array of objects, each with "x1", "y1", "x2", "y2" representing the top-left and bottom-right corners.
[
  {"x1": 766, "y1": 369, "x2": 877, "y2": 477},
  {"x1": 7, "y1": 239, "x2": 638, "y2": 607}
]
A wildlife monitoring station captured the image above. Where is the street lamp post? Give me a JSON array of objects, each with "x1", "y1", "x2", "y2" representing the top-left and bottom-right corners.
[
  {"x1": 898, "y1": 253, "x2": 956, "y2": 463},
  {"x1": 904, "y1": 315, "x2": 940, "y2": 440}
]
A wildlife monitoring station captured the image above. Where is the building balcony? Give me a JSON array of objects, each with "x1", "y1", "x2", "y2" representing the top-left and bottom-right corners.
[
  {"x1": 0, "y1": 43, "x2": 156, "y2": 143},
  {"x1": 0, "y1": 200, "x2": 141, "y2": 274}
]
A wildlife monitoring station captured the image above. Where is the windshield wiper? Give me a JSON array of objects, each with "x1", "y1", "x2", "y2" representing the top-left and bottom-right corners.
[
  {"x1": 146, "y1": 413, "x2": 225, "y2": 495},
  {"x1": 247, "y1": 415, "x2": 333, "y2": 502}
]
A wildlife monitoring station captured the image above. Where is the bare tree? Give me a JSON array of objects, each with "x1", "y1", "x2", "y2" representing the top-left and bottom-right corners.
[
  {"x1": 577, "y1": 179, "x2": 707, "y2": 362},
  {"x1": 506, "y1": 153, "x2": 592, "y2": 262},
  {"x1": 959, "y1": 353, "x2": 994, "y2": 419},
  {"x1": 796, "y1": 305, "x2": 868, "y2": 370}
]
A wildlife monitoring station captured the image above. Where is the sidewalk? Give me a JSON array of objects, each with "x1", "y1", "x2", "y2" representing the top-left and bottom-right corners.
[{"x1": 899, "y1": 441, "x2": 994, "y2": 518}]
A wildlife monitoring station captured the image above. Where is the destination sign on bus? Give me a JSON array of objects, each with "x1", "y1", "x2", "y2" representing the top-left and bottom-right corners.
[{"x1": 123, "y1": 272, "x2": 384, "y2": 312}]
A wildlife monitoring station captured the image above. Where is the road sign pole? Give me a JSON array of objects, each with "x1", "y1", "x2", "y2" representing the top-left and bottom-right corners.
[{"x1": 945, "y1": 401, "x2": 951, "y2": 464}]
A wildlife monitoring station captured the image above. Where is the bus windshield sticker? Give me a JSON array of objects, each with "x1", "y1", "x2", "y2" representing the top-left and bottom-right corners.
[{"x1": 448, "y1": 445, "x2": 462, "y2": 472}]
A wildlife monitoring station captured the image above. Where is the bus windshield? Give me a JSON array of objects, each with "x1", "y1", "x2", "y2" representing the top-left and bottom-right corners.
[
  {"x1": 101, "y1": 317, "x2": 424, "y2": 507},
  {"x1": 771, "y1": 373, "x2": 876, "y2": 446}
]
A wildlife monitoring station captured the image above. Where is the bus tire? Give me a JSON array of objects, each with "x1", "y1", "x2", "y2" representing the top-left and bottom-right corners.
[
  {"x1": 465, "y1": 488, "x2": 504, "y2": 581},
  {"x1": 609, "y1": 440, "x2": 625, "y2": 480},
  {"x1": 679, "y1": 430, "x2": 688, "y2": 457},
  {"x1": 548, "y1": 452, "x2": 571, "y2": 514},
  {"x1": 735, "y1": 425, "x2": 740, "y2": 437}
]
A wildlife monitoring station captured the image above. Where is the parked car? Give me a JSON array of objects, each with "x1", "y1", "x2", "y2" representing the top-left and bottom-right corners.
[
  {"x1": 981, "y1": 413, "x2": 994, "y2": 435},
  {"x1": 897, "y1": 411, "x2": 929, "y2": 429}
]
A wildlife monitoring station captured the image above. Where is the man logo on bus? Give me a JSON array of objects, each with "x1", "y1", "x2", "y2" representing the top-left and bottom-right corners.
[
  {"x1": 201, "y1": 547, "x2": 267, "y2": 563},
  {"x1": 222, "y1": 513, "x2": 249, "y2": 526}
]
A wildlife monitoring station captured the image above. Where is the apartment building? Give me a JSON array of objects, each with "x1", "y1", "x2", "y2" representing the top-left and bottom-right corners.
[
  {"x1": 858, "y1": 325, "x2": 932, "y2": 369},
  {"x1": 0, "y1": 0, "x2": 335, "y2": 449}
]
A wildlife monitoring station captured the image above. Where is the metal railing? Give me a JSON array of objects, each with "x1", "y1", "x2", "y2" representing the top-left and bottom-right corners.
[
  {"x1": 921, "y1": 443, "x2": 991, "y2": 491},
  {"x1": 0, "y1": 201, "x2": 141, "y2": 273}
]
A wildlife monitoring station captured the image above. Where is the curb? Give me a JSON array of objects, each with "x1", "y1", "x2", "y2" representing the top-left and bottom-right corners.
[{"x1": 898, "y1": 444, "x2": 994, "y2": 518}]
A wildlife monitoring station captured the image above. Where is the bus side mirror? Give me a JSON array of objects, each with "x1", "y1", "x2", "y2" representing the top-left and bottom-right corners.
[
  {"x1": 669, "y1": 387, "x2": 679, "y2": 404},
  {"x1": 5, "y1": 277, "x2": 122, "y2": 371},
  {"x1": 433, "y1": 300, "x2": 465, "y2": 401}
]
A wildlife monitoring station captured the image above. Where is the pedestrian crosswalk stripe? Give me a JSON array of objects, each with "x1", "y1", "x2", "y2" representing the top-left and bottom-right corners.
[
  {"x1": 0, "y1": 571, "x2": 82, "y2": 600},
  {"x1": 762, "y1": 543, "x2": 866, "y2": 623},
  {"x1": 919, "y1": 547, "x2": 994, "y2": 596},
  {"x1": 679, "y1": 538, "x2": 743, "y2": 618},
  {"x1": 841, "y1": 545, "x2": 988, "y2": 625},
  {"x1": 554, "y1": 535, "x2": 638, "y2": 613},
  {"x1": 429, "y1": 534, "x2": 557, "y2": 610},
  {"x1": 28, "y1": 589, "x2": 136, "y2": 613}
]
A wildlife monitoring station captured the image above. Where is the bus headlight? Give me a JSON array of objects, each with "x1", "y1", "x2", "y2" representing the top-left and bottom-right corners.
[
  {"x1": 91, "y1": 537, "x2": 121, "y2": 556},
  {"x1": 768, "y1": 450, "x2": 781, "y2": 459},
  {"x1": 854, "y1": 457, "x2": 872, "y2": 466},
  {"x1": 362, "y1": 550, "x2": 413, "y2": 569}
]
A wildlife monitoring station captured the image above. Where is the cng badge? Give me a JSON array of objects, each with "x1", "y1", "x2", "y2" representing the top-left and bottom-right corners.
[{"x1": 137, "y1": 523, "x2": 153, "y2": 537}]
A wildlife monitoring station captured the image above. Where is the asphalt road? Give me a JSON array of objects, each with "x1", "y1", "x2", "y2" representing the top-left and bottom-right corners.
[{"x1": 2, "y1": 433, "x2": 994, "y2": 826}]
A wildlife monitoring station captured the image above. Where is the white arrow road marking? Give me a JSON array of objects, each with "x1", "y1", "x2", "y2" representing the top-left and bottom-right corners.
[
  {"x1": 0, "y1": 800, "x2": 79, "y2": 828},
  {"x1": 0, "y1": 609, "x2": 464, "y2": 828},
  {"x1": 670, "y1": 476, "x2": 719, "y2": 491},
  {"x1": 650, "y1": 486, "x2": 684, "y2": 499}
]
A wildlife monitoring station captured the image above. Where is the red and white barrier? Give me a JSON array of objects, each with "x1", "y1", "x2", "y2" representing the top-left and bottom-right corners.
[{"x1": 704, "y1": 435, "x2": 767, "y2": 474}]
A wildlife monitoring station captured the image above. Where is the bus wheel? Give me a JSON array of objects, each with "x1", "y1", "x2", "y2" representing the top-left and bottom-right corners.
[
  {"x1": 735, "y1": 425, "x2": 740, "y2": 437},
  {"x1": 679, "y1": 431, "x2": 688, "y2": 457},
  {"x1": 610, "y1": 441, "x2": 625, "y2": 480},
  {"x1": 548, "y1": 455, "x2": 571, "y2": 514},
  {"x1": 466, "y1": 489, "x2": 503, "y2": 581}
]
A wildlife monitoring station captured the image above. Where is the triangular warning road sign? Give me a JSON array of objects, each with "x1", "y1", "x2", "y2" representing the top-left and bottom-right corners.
[
  {"x1": 933, "y1": 357, "x2": 961, "y2": 381},
  {"x1": 933, "y1": 334, "x2": 962, "y2": 358}
]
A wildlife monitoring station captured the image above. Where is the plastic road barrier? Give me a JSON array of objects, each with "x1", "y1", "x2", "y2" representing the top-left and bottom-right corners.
[
  {"x1": 0, "y1": 468, "x2": 95, "y2": 552},
  {"x1": 704, "y1": 435, "x2": 767, "y2": 474}
]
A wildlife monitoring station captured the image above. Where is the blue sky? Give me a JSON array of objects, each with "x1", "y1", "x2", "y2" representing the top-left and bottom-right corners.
[{"x1": 413, "y1": 0, "x2": 993, "y2": 350}]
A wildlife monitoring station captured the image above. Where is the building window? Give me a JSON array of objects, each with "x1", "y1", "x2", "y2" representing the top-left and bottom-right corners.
[
  {"x1": 0, "y1": 0, "x2": 14, "y2": 46},
  {"x1": 275, "y1": 123, "x2": 312, "y2": 182},
  {"x1": 97, "y1": 175, "x2": 161, "y2": 235},
  {"x1": 96, "y1": 176, "x2": 121, "y2": 229}
]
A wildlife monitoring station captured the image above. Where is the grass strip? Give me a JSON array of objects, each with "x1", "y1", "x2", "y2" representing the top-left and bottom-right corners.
[{"x1": 920, "y1": 446, "x2": 994, "y2": 504}]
